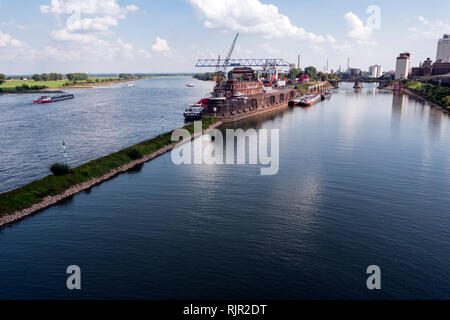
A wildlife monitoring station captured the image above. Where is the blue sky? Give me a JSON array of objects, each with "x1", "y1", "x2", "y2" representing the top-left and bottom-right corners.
[{"x1": 0, "y1": 0, "x2": 449, "y2": 74}]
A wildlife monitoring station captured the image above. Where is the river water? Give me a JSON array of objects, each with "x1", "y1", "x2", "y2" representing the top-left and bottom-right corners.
[
  {"x1": 0, "y1": 81, "x2": 449, "y2": 299},
  {"x1": 0, "y1": 77, "x2": 213, "y2": 193}
]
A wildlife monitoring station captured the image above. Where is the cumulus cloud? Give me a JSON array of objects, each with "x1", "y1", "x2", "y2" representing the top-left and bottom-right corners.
[
  {"x1": 189, "y1": 0, "x2": 324, "y2": 43},
  {"x1": 40, "y1": 0, "x2": 138, "y2": 17},
  {"x1": 152, "y1": 37, "x2": 170, "y2": 52},
  {"x1": 0, "y1": 29, "x2": 24, "y2": 47},
  {"x1": 41, "y1": 0, "x2": 139, "y2": 42},
  {"x1": 344, "y1": 12, "x2": 373, "y2": 42}
]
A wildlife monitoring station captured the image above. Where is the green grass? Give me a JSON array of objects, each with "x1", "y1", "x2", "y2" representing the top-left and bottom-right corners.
[
  {"x1": 0, "y1": 80, "x2": 69, "y2": 92},
  {"x1": 0, "y1": 117, "x2": 218, "y2": 218},
  {"x1": 0, "y1": 77, "x2": 125, "y2": 92}
]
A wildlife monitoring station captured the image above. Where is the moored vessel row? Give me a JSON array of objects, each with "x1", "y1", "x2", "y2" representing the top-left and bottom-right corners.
[{"x1": 289, "y1": 90, "x2": 332, "y2": 107}]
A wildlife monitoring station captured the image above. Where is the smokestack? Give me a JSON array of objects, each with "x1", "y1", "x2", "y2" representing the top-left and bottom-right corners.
[{"x1": 298, "y1": 54, "x2": 300, "y2": 69}]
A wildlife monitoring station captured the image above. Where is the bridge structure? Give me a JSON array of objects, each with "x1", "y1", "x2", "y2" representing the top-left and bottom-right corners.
[
  {"x1": 340, "y1": 77, "x2": 393, "y2": 89},
  {"x1": 195, "y1": 58, "x2": 291, "y2": 68}
]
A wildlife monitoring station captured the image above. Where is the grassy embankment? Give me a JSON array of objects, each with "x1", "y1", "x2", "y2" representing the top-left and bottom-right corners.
[
  {"x1": 405, "y1": 80, "x2": 450, "y2": 110},
  {"x1": 0, "y1": 77, "x2": 134, "y2": 93},
  {"x1": 291, "y1": 81, "x2": 320, "y2": 94},
  {"x1": 0, "y1": 117, "x2": 218, "y2": 218}
]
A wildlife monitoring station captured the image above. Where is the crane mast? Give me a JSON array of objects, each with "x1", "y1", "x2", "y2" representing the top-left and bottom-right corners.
[{"x1": 222, "y1": 33, "x2": 239, "y2": 75}]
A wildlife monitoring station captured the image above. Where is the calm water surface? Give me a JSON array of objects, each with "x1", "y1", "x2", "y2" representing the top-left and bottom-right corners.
[{"x1": 0, "y1": 83, "x2": 449, "y2": 299}]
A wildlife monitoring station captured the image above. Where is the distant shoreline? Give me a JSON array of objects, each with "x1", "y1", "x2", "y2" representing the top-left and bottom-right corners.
[{"x1": 0, "y1": 75, "x2": 191, "y2": 94}]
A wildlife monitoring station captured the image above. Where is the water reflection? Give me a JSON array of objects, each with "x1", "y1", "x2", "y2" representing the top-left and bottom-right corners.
[{"x1": 391, "y1": 93, "x2": 406, "y2": 131}]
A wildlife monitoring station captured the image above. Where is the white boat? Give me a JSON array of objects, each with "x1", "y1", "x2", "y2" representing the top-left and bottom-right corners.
[
  {"x1": 183, "y1": 104, "x2": 204, "y2": 120},
  {"x1": 186, "y1": 83, "x2": 195, "y2": 87},
  {"x1": 289, "y1": 98, "x2": 303, "y2": 105},
  {"x1": 127, "y1": 83, "x2": 136, "y2": 88},
  {"x1": 299, "y1": 94, "x2": 321, "y2": 107}
]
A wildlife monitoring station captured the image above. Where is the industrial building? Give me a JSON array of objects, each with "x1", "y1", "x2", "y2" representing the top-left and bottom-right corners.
[{"x1": 395, "y1": 53, "x2": 410, "y2": 80}]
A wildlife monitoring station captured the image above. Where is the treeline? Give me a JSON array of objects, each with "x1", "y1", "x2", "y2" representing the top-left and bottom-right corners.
[
  {"x1": 118, "y1": 73, "x2": 136, "y2": 80},
  {"x1": 15, "y1": 84, "x2": 48, "y2": 92},
  {"x1": 193, "y1": 73, "x2": 215, "y2": 81},
  {"x1": 32, "y1": 73, "x2": 63, "y2": 81},
  {"x1": 287, "y1": 66, "x2": 341, "y2": 81}
]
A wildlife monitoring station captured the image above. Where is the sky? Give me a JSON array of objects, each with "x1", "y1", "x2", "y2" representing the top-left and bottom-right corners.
[{"x1": 0, "y1": 0, "x2": 449, "y2": 74}]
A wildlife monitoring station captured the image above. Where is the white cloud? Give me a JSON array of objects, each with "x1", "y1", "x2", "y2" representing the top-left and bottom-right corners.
[
  {"x1": 326, "y1": 34, "x2": 336, "y2": 44},
  {"x1": 138, "y1": 49, "x2": 152, "y2": 58},
  {"x1": 408, "y1": 16, "x2": 450, "y2": 39},
  {"x1": 344, "y1": 11, "x2": 373, "y2": 43},
  {"x1": 66, "y1": 16, "x2": 118, "y2": 32},
  {"x1": 189, "y1": 0, "x2": 324, "y2": 43},
  {"x1": 0, "y1": 29, "x2": 24, "y2": 47},
  {"x1": 152, "y1": 37, "x2": 170, "y2": 52},
  {"x1": 40, "y1": 0, "x2": 138, "y2": 17},
  {"x1": 51, "y1": 29, "x2": 98, "y2": 42},
  {"x1": 41, "y1": 0, "x2": 139, "y2": 43}
]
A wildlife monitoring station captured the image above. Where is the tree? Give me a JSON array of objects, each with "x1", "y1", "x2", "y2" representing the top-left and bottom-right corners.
[
  {"x1": 304, "y1": 66, "x2": 317, "y2": 80},
  {"x1": 0, "y1": 73, "x2": 5, "y2": 85},
  {"x1": 32, "y1": 74, "x2": 42, "y2": 81},
  {"x1": 67, "y1": 73, "x2": 88, "y2": 81},
  {"x1": 41, "y1": 73, "x2": 49, "y2": 81},
  {"x1": 288, "y1": 68, "x2": 301, "y2": 80},
  {"x1": 318, "y1": 72, "x2": 329, "y2": 81}
]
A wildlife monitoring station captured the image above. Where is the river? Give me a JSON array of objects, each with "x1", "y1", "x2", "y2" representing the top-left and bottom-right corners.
[
  {"x1": 0, "y1": 82, "x2": 449, "y2": 299},
  {"x1": 0, "y1": 76, "x2": 213, "y2": 193}
]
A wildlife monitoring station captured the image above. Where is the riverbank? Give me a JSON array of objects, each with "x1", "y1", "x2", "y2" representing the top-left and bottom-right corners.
[
  {"x1": 403, "y1": 80, "x2": 450, "y2": 112},
  {"x1": 403, "y1": 89, "x2": 450, "y2": 114},
  {"x1": 0, "y1": 117, "x2": 221, "y2": 227},
  {"x1": 0, "y1": 75, "x2": 186, "y2": 94}
]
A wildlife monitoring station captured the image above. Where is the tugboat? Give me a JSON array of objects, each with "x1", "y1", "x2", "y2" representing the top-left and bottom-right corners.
[{"x1": 33, "y1": 94, "x2": 74, "y2": 103}]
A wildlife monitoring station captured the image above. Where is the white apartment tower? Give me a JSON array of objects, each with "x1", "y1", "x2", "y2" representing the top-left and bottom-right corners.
[
  {"x1": 395, "y1": 53, "x2": 410, "y2": 80},
  {"x1": 436, "y1": 34, "x2": 450, "y2": 62},
  {"x1": 369, "y1": 65, "x2": 383, "y2": 78}
]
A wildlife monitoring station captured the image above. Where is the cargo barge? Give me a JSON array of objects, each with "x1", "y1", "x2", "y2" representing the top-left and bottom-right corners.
[{"x1": 33, "y1": 94, "x2": 74, "y2": 103}]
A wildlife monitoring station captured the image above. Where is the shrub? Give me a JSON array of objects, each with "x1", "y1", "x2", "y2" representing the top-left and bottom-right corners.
[
  {"x1": 15, "y1": 86, "x2": 24, "y2": 91},
  {"x1": 49, "y1": 163, "x2": 70, "y2": 176},
  {"x1": 0, "y1": 88, "x2": 3, "y2": 93},
  {"x1": 126, "y1": 148, "x2": 143, "y2": 160}
]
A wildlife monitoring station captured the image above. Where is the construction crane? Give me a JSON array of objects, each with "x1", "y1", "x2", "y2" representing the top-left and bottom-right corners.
[
  {"x1": 222, "y1": 32, "x2": 239, "y2": 75},
  {"x1": 211, "y1": 33, "x2": 239, "y2": 84}
]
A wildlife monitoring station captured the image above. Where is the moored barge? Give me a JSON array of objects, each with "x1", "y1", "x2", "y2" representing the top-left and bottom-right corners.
[{"x1": 200, "y1": 67, "x2": 302, "y2": 122}]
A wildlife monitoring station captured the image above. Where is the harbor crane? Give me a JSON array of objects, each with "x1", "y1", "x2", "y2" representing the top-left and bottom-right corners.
[{"x1": 195, "y1": 32, "x2": 291, "y2": 82}]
